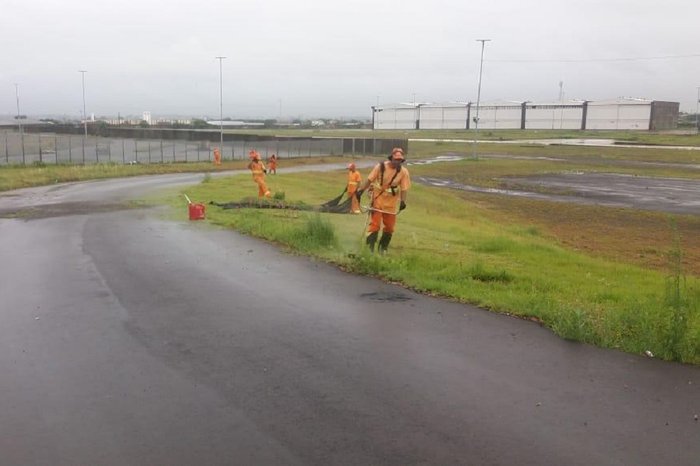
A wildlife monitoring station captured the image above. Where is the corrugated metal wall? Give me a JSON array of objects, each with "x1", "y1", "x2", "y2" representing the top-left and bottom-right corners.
[
  {"x1": 585, "y1": 103, "x2": 651, "y2": 130},
  {"x1": 419, "y1": 106, "x2": 469, "y2": 129},
  {"x1": 373, "y1": 100, "x2": 678, "y2": 131},
  {"x1": 477, "y1": 105, "x2": 522, "y2": 129},
  {"x1": 525, "y1": 105, "x2": 584, "y2": 130}
]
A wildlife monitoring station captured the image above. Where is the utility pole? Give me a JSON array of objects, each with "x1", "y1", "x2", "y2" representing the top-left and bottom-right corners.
[
  {"x1": 558, "y1": 80, "x2": 564, "y2": 130},
  {"x1": 696, "y1": 86, "x2": 699, "y2": 134},
  {"x1": 79, "y1": 70, "x2": 87, "y2": 137},
  {"x1": 216, "y1": 56, "x2": 226, "y2": 152},
  {"x1": 472, "y1": 39, "x2": 491, "y2": 160},
  {"x1": 15, "y1": 83, "x2": 25, "y2": 164}
]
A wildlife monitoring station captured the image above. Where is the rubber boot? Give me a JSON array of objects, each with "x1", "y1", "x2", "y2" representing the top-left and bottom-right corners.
[
  {"x1": 378, "y1": 233, "x2": 393, "y2": 254},
  {"x1": 366, "y1": 231, "x2": 379, "y2": 252}
]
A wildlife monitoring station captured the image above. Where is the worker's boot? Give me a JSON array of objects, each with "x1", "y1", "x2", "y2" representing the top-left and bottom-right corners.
[
  {"x1": 366, "y1": 231, "x2": 379, "y2": 252},
  {"x1": 378, "y1": 233, "x2": 393, "y2": 254}
]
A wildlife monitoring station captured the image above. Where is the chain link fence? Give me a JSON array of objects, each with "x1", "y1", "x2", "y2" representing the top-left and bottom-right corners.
[{"x1": 1, "y1": 130, "x2": 407, "y2": 166}]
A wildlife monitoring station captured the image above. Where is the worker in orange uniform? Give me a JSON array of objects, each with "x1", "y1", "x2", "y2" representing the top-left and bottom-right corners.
[
  {"x1": 213, "y1": 147, "x2": 222, "y2": 165},
  {"x1": 247, "y1": 150, "x2": 271, "y2": 198},
  {"x1": 346, "y1": 163, "x2": 362, "y2": 214},
  {"x1": 268, "y1": 154, "x2": 278, "y2": 174},
  {"x1": 355, "y1": 147, "x2": 410, "y2": 253}
]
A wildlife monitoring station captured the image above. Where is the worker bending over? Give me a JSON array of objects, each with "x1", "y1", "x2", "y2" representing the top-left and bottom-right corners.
[
  {"x1": 356, "y1": 147, "x2": 410, "y2": 253},
  {"x1": 247, "y1": 150, "x2": 271, "y2": 198}
]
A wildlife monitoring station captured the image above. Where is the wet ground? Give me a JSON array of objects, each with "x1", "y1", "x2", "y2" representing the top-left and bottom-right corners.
[
  {"x1": 411, "y1": 153, "x2": 700, "y2": 215},
  {"x1": 0, "y1": 165, "x2": 698, "y2": 465},
  {"x1": 417, "y1": 172, "x2": 700, "y2": 215}
]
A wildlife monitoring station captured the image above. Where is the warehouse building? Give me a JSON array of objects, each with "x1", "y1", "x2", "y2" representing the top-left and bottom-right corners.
[{"x1": 372, "y1": 98, "x2": 679, "y2": 131}]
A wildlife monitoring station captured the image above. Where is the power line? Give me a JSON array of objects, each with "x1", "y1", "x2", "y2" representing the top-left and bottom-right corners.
[{"x1": 487, "y1": 53, "x2": 700, "y2": 63}]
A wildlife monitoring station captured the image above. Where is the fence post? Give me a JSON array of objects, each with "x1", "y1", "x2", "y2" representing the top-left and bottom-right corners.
[
  {"x1": 39, "y1": 134, "x2": 43, "y2": 163},
  {"x1": 68, "y1": 135, "x2": 72, "y2": 163},
  {"x1": 4, "y1": 131, "x2": 8, "y2": 164},
  {"x1": 122, "y1": 139, "x2": 125, "y2": 164},
  {"x1": 135, "y1": 140, "x2": 138, "y2": 162},
  {"x1": 20, "y1": 131, "x2": 25, "y2": 165},
  {"x1": 82, "y1": 136, "x2": 85, "y2": 164},
  {"x1": 160, "y1": 139, "x2": 164, "y2": 163},
  {"x1": 185, "y1": 142, "x2": 188, "y2": 162},
  {"x1": 95, "y1": 137, "x2": 99, "y2": 164},
  {"x1": 172, "y1": 140, "x2": 176, "y2": 162},
  {"x1": 54, "y1": 134, "x2": 58, "y2": 164},
  {"x1": 148, "y1": 141, "x2": 151, "y2": 164},
  {"x1": 107, "y1": 138, "x2": 111, "y2": 163}
]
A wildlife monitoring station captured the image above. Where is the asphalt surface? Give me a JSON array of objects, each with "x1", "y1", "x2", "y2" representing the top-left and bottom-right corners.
[{"x1": 0, "y1": 167, "x2": 698, "y2": 465}]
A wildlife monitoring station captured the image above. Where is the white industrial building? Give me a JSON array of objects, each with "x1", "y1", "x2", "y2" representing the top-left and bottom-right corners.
[{"x1": 372, "y1": 98, "x2": 679, "y2": 131}]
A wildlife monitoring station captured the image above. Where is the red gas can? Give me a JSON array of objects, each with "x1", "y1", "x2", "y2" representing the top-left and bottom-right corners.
[{"x1": 188, "y1": 203, "x2": 206, "y2": 220}]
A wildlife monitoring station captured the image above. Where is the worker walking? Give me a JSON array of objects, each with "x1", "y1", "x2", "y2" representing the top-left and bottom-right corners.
[
  {"x1": 248, "y1": 150, "x2": 271, "y2": 198},
  {"x1": 346, "y1": 163, "x2": 362, "y2": 214},
  {"x1": 356, "y1": 147, "x2": 410, "y2": 253},
  {"x1": 268, "y1": 154, "x2": 278, "y2": 175}
]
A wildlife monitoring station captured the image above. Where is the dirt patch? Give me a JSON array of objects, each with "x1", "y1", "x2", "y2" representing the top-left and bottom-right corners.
[{"x1": 460, "y1": 191, "x2": 700, "y2": 276}]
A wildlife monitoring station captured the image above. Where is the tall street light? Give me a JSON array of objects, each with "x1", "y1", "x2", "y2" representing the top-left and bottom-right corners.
[
  {"x1": 696, "y1": 86, "x2": 699, "y2": 134},
  {"x1": 472, "y1": 39, "x2": 491, "y2": 160},
  {"x1": 79, "y1": 70, "x2": 87, "y2": 137},
  {"x1": 216, "y1": 56, "x2": 226, "y2": 152},
  {"x1": 14, "y1": 83, "x2": 25, "y2": 164}
]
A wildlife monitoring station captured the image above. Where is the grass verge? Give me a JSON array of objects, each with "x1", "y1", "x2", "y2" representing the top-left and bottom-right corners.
[{"x1": 181, "y1": 170, "x2": 699, "y2": 364}]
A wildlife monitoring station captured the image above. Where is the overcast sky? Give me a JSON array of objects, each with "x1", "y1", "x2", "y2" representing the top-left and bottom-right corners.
[{"x1": 2, "y1": 0, "x2": 699, "y2": 119}]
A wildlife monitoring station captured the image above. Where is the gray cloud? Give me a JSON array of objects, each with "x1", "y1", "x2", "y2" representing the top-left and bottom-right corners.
[{"x1": 2, "y1": 0, "x2": 699, "y2": 119}]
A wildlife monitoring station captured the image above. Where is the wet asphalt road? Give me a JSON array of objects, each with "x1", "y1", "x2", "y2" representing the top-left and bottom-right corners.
[{"x1": 0, "y1": 168, "x2": 698, "y2": 465}]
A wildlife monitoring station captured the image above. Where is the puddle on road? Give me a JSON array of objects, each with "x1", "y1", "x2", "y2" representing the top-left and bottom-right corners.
[
  {"x1": 360, "y1": 291, "x2": 412, "y2": 302},
  {"x1": 0, "y1": 201, "x2": 149, "y2": 220}
]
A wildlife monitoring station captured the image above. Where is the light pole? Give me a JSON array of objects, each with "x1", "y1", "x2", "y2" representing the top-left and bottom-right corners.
[
  {"x1": 696, "y1": 86, "x2": 699, "y2": 134},
  {"x1": 472, "y1": 39, "x2": 491, "y2": 160},
  {"x1": 79, "y1": 70, "x2": 87, "y2": 137},
  {"x1": 14, "y1": 83, "x2": 25, "y2": 164},
  {"x1": 216, "y1": 56, "x2": 226, "y2": 152}
]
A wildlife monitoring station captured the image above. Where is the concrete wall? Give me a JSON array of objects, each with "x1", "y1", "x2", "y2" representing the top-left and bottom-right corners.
[{"x1": 650, "y1": 101, "x2": 680, "y2": 130}]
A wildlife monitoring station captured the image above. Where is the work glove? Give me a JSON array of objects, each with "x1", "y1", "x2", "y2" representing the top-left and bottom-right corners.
[
  {"x1": 399, "y1": 201, "x2": 407, "y2": 211},
  {"x1": 263, "y1": 169, "x2": 267, "y2": 174},
  {"x1": 355, "y1": 189, "x2": 364, "y2": 201}
]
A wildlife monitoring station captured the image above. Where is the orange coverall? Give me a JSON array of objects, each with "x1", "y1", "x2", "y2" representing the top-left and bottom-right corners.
[
  {"x1": 268, "y1": 155, "x2": 277, "y2": 174},
  {"x1": 347, "y1": 169, "x2": 362, "y2": 214},
  {"x1": 248, "y1": 159, "x2": 271, "y2": 198},
  {"x1": 366, "y1": 161, "x2": 410, "y2": 235}
]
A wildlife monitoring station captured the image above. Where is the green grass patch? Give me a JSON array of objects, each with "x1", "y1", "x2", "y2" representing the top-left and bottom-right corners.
[{"x1": 180, "y1": 170, "x2": 699, "y2": 364}]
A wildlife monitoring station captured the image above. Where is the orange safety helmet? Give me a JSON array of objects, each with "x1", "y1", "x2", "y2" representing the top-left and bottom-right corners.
[
  {"x1": 347, "y1": 162, "x2": 356, "y2": 170},
  {"x1": 389, "y1": 147, "x2": 405, "y2": 161},
  {"x1": 248, "y1": 150, "x2": 259, "y2": 160}
]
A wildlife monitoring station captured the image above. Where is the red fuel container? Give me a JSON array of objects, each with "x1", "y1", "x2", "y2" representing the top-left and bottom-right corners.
[{"x1": 188, "y1": 203, "x2": 206, "y2": 220}]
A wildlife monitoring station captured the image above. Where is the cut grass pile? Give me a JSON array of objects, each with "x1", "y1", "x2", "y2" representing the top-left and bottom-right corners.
[{"x1": 182, "y1": 170, "x2": 699, "y2": 364}]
